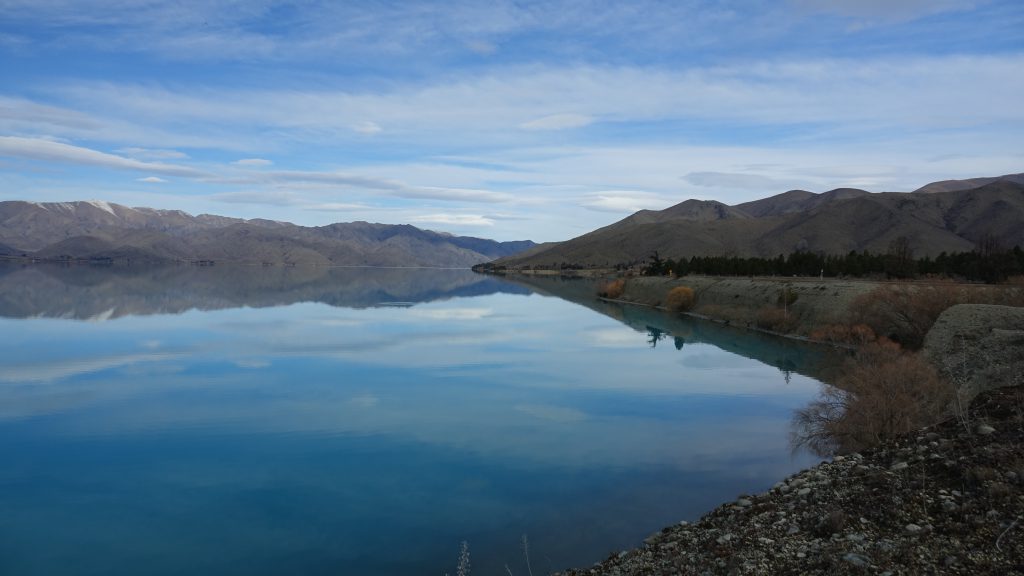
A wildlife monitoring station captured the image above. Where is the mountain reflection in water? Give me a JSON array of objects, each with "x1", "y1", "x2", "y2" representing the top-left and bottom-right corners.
[
  {"x1": 0, "y1": 265, "x2": 831, "y2": 575},
  {"x1": 0, "y1": 263, "x2": 531, "y2": 320}
]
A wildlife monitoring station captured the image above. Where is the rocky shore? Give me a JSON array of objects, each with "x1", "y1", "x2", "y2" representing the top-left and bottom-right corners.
[{"x1": 557, "y1": 386, "x2": 1024, "y2": 575}]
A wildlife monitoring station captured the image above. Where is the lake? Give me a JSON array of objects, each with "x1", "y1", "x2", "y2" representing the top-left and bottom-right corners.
[{"x1": 0, "y1": 265, "x2": 828, "y2": 575}]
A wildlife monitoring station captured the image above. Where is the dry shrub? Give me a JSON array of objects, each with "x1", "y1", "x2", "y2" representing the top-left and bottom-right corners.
[
  {"x1": 792, "y1": 340, "x2": 954, "y2": 455},
  {"x1": 697, "y1": 304, "x2": 745, "y2": 325},
  {"x1": 755, "y1": 306, "x2": 798, "y2": 333},
  {"x1": 597, "y1": 278, "x2": 626, "y2": 299},
  {"x1": 850, "y1": 284, "x2": 1024, "y2": 349},
  {"x1": 849, "y1": 284, "x2": 964, "y2": 349},
  {"x1": 665, "y1": 286, "x2": 696, "y2": 312},
  {"x1": 810, "y1": 323, "x2": 877, "y2": 345}
]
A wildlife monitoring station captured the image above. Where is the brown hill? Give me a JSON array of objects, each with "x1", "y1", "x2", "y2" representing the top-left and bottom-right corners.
[
  {"x1": 494, "y1": 178, "x2": 1024, "y2": 269},
  {"x1": 913, "y1": 172, "x2": 1024, "y2": 194},
  {"x1": 0, "y1": 201, "x2": 535, "y2": 267}
]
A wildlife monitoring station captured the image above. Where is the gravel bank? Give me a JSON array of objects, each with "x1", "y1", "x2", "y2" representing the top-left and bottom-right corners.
[
  {"x1": 924, "y1": 304, "x2": 1024, "y2": 400},
  {"x1": 556, "y1": 386, "x2": 1024, "y2": 575}
]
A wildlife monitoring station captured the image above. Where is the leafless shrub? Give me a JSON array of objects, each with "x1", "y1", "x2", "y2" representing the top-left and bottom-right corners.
[
  {"x1": 793, "y1": 340, "x2": 954, "y2": 455},
  {"x1": 849, "y1": 284, "x2": 965, "y2": 349},
  {"x1": 848, "y1": 283, "x2": 1024, "y2": 349},
  {"x1": 809, "y1": 323, "x2": 877, "y2": 345}
]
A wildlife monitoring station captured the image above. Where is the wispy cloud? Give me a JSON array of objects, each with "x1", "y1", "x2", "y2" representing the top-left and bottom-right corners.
[
  {"x1": 683, "y1": 172, "x2": 803, "y2": 191},
  {"x1": 1, "y1": 1, "x2": 1021, "y2": 242},
  {"x1": 137, "y1": 176, "x2": 166, "y2": 183},
  {"x1": 352, "y1": 121, "x2": 382, "y2": 135},
  {"x1": 579, "y1": 191, "x2": 677, "y2": 214},
  {"x1": 237, "y1": 171, "x2": 514, "y2": 203},
  {"x1": 409, "y1": 213, "x2": 495, "y2": 227},
  {"x1": 520, "y1": 113, "x2": 593, "y2": 131},
  {"x1": 234, "y1": 158, "x2": 273, "y2": 167},
  {"x1": 118, "y1": 146, "x2": 188, "y2": 160},
  {"x1": 0, "y1": 136, "x2": 211, "y2": 178},
  {"x1": 40, "y1": 55, "x2": 1024, "y2": 148}
]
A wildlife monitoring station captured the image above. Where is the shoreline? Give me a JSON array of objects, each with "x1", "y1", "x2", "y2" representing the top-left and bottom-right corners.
[
  {"x1": 490, "y1": 271, "x2": 1024, "y2": 574},
  {"x1": 555, "y1": 385, "x2": 1023, "y2": 575}
]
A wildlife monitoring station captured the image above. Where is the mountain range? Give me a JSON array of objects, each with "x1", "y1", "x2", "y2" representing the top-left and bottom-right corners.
[
  {"x1": 493, "y1": 174, "x2": 1024, "y2": 269},
  {"x1": 0, "y1": 200, "x2": 535, "y2": 267}
]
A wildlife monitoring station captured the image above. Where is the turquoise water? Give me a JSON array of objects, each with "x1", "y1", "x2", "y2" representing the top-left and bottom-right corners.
[{"x1": 0, "y1": 266, "x2": 825, "y2": 575}]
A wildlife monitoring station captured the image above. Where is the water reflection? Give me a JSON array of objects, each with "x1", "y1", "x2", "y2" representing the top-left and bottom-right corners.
[
  {"x1": 0, "y1": 266, "x2": 828, "y2": 575},
  {"x1": 0, "y1": 263, "x2": 530, "y2": 320},
  {"x1": 497, "y1": 273, "x2": 838, "y2": 381}
]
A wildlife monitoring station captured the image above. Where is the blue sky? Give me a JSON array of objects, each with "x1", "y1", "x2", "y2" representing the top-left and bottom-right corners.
[{"x1": 1, "y1": 0, "x2": 1022, "y2": 242}]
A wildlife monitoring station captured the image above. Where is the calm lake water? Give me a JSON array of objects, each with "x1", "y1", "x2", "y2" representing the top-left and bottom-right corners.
[{"x1": 0, "y1": 265, "x2": 828, "y2": 575}]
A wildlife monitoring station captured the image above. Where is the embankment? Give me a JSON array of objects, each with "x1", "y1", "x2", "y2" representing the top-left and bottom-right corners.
[{"x1": 610, "y1": 275, "x2": 879, "y2": 336}]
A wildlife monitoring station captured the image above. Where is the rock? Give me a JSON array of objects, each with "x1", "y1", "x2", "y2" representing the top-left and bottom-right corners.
[
  {"x1": 797, "y1": 487, "x2": 811, "y2": 496},
  {"x1": 843, "y1": 552, "x2": 871, "y2": 568},
  {"x1": 736, "y1": 498, "x2": 753, "y2": 507},
  {"x1": 976, "y1": 424, "x2": 996, "y2": 436},
  {"x1": 890, "y1": 461, "x2": 909, "y2": 471},
  {"x1": 905, "y1": 524, "x2": 923, "y2": 535}
]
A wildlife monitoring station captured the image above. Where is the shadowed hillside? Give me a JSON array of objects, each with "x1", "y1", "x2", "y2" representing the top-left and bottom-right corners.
[{"x1": 493, "y1": 176, "x2": 1024, "y2": 269}]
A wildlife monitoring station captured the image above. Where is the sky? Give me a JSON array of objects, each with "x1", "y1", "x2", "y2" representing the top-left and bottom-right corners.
[{"x1": 0, "y1": 0, "x2": 1022, "y2": 242}]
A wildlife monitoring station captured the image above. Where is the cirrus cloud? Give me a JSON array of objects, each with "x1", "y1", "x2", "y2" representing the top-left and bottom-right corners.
[{"x1": 409, "y1": 213, "x2": 495, "y2": 226}]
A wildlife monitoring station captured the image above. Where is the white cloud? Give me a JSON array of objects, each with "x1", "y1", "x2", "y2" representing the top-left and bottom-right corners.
[
  {"x1": 137, "y1": 176, "x2": 166, "y2": 183},
  {"x1": 232, "y1": 171, "x2": 514, "y2": 203},
  {"x1": 579, "y1": 190, "x2": 677, "y2": 213},
  {"x1": 409, "y1": 213, "x2": 495, "y2": 226},
  {"x1": 212, "y1": 190, "x2": 302, "y2": 206},
  {"x1": 683, "y1": 172, "x2": 802, "y2": 190},
  {"x1": 118, "y1": 146, "x2": 188, "y2": 159},
  {"x1": 519, "y1": 113, "x2": 593, "y2": 131},
  {"x1": 234, "y1": 158, "x2": 273, "y2": 167},
  {"x1": 0, "y1": 136, "x2": 211, "y2": 178},
  {"x1": 42, "y1": 54, "x2": 1024, "y2": 150},
  {"x1": 0, "y1": 95, "x2": 99, "y2": 130},
  {"x1": 305, "y1": 202, "x2": 374, "y2": 212},
  {"x1": 352, "y1": 121, "x2": 382, "y2": 135}
]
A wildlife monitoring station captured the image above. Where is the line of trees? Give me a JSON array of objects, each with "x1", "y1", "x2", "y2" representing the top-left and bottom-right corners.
[{"x1": 642, "y1": 243, "x2": 1024, "y2": 284}]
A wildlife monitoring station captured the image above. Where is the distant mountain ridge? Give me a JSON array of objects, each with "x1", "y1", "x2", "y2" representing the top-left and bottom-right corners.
[
  {"x1": 0, "y1": 201, "x2": 535, "y2": 267},
  {"x1": 493, "y1": 174, "x2": 1024, "y2": 269}
]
